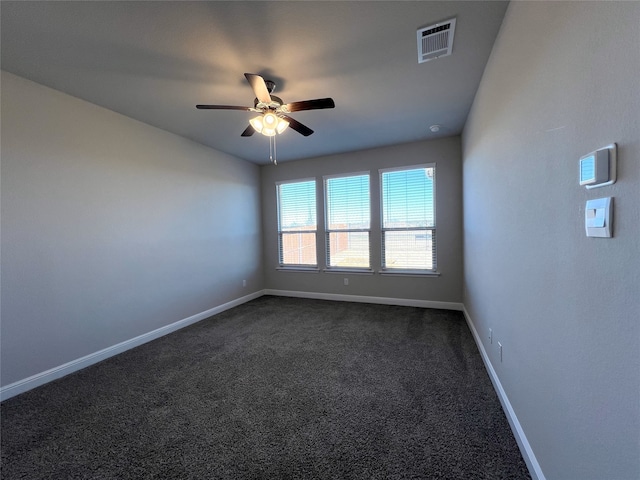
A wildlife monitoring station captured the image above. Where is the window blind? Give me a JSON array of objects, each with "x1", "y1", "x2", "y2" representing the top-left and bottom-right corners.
[
  {"x1": 277, "y1": 179, "x2": 317, "y2": 266},
  {"x1": 381, "y1": 166, "x2": 436, "y2": 271},
  {"x1": 324, "y1": 174, "x2": 370, "y2": 269}
]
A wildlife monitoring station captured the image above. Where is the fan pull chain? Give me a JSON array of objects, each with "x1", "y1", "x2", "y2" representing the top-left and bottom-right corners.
[
  {"x1": 273, "y1": 135, "x2": 277, "y2": 165},
  {"x1": 269, "y1": 135, "x2": 277, "y2": 165}
]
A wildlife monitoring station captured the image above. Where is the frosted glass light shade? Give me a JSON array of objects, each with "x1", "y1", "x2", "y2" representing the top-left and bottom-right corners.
[
  {"x1": 276, "y1": 118, "x2": 289, "y2": 134},
  {"x1": 263, "y1": 112, "x2": 278, "y2": 128},
  {"x1": 250, "y1": 112, "x2": 289, "y2": 137},
  {"x1": 249, "y1": 116, "x2": 263, "y2": 132}
]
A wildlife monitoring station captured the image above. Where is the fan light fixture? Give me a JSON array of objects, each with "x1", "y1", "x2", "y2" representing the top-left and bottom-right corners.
[
  {"x1": 248, "y1": 111, "x2": 290, "y2": 165},
  {"x1": 196, "y1": 73, "x2": 336, "y2": 164},
  {"x1": 250, "y1": 111, "x2": 289, "y2": 137}
]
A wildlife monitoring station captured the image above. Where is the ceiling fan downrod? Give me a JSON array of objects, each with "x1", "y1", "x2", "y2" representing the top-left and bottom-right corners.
[{"x1": 264, "y1": 80, "x2": 276, "y2": 94}]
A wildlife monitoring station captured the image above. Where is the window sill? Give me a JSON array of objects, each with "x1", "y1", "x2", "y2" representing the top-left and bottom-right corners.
[
  {"x1": 276, "y1": 266, "x2": 320, "y2": 273},
  {"x1": 323, "y1": 268, "x2": 374, "y2": 275},
  {"x1": 378, "y1": 270, "x2": 441, "y2": 277}
]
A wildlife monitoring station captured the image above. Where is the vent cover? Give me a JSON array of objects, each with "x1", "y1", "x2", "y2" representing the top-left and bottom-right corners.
[{"x1": 417, "y1": 18, "x2": 456, "y2": 63}]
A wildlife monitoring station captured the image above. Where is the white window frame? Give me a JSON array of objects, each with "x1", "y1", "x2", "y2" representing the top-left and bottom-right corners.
[
  {"x1": 379, "y1": 163, "x2": 437, "y2": 275},
  {"x1": 323, "y1": 172, "x2": 372, "y2": 272},
  {"x1": 276, "y1": 178, "x2": 318, "y2": 270}
]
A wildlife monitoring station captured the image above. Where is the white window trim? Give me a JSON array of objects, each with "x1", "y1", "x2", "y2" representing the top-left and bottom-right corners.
[
  {"x1": 379, "y1": 163, "x2": 437, "y2": 274},
  {"x1": 276, "y1": 178, "x2": 318, "y2": 268},
  {"x1": 276, "y1": 266, "x2": 320, "y2": 273},
  {"x1": 323, "y1": 171, "x2": 372, "y2": 271}
]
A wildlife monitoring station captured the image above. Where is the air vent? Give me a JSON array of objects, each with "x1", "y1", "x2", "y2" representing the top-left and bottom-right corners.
[{"x1": 417, "y1": 18, "x2": 456, "y2": 63}]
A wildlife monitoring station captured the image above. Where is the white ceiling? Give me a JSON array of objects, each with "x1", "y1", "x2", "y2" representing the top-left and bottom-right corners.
[{"x1": 1, "y1": 1, "x2": 508, "y2": 165}]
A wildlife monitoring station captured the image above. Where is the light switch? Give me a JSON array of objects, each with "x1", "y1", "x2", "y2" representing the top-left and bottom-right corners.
[
  {"x1": 593, "y1": 210, "x2": 605, "y2": 228},
  {"x1": 585, "y1": 197, "x2": 613, "y2": 237}
]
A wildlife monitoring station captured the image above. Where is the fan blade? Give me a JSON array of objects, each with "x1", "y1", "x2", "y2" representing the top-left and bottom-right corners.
[
  {"x1": 244, "y1": 73, "x2": 272, "y2": 104},
  {"x1": 196, "y1": 105, "x2": 252, "y2": 111},
  {"x1": 241, "y1": 125, "x2": 256, "y2": 137},
  {"x1": 281, "y1": 115, "x2": 314, "y2": 136},
  {"x1": 283, "y1": 98, "x2": 335, "y2": 112}
]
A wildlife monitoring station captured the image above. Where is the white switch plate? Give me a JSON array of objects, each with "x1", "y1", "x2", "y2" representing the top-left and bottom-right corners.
[{"x1": 585, "y1": 197, "x2": 613, "y2": 237}]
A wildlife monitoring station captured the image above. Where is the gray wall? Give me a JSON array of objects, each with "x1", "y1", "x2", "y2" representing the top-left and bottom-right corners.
[
  {"x1": 462, "y1": 2, "x2": 639, "y2": 479},
  {"x1": 261, "y1": 138, "x2": 463, "y2": 304},
  {"x1": 1, "y1": 71, "x2": 263, "y2": 386}
]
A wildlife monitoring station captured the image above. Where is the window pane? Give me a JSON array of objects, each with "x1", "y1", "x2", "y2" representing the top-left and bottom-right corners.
[
  {"x1": 278, "y1": 180, "x2": 316, "y2": 231},
  {"x1": 381, "y1": 166, "x2": 436, "y2": 271},
  {"x1": 383, "y1": 230, "x2": 434, "y2": 270},
  {"x1": 325, "y1": 174, "x2": 370, "y2": 269},
  {"x1": 326, "y1": 175, "x2": 370, "y2": 230},
  {"x1": 382, "y1": 167, "x2": 434, "y2": 228},
  {"x1": 277, "y1": 179, "x2": 317, "y2": 266},
  {"x1": 280, "y1": 232, "x2": 317, "y2": 265},
  {"x1": 328, "y1": 231, "x2": 370, "y2": 268}
]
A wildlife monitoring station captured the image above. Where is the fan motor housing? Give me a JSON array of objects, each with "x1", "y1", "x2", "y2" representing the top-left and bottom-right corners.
[{"x1": 255, "y1": 95, "x2": 283, "y2": 110}]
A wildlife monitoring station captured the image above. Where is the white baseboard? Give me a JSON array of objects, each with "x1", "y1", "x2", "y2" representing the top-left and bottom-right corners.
[
  {"x1": 264, "y1": 289, "x2": 464, "y2": 311},
  {"x1": 462, "y1": 306, "x2": 545, "y2": 480},
  {"x1": 2, "y1": 290, "x2": 542, "y2": 479},
  {"x1": 1, "y1": 289, "x2": 456, "y2": 401},
  {"x1": 0, "y1": 290, "x2": 265, "y2": 402}
]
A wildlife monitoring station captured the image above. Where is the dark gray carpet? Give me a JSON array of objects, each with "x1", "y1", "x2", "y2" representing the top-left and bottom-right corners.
[{"x1": 1, "y1": 296, "x2": 530, "y2": 479}]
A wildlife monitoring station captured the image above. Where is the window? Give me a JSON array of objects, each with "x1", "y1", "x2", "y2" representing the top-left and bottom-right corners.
[
  {"x1": 380, "y1": 165, "x2": 436, "y2": 272},
  {"x1": 324, "y1": 173, "x2": 370, "y2": 269},
  {"x1": 276, "y1": 179, "x2": 317, "y2": 267}
]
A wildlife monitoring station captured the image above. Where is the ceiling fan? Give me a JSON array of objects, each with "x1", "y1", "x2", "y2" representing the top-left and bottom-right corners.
[{"x1": 196, "y1": 73, "x2": 335, "y2": 138}]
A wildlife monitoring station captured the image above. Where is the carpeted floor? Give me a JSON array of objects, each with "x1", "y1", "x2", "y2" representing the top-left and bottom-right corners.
[{"x1": 1, "y1": 296, "x2": 531, "y2": 479}]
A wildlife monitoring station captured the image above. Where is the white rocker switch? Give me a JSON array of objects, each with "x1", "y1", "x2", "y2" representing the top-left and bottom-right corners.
[{"x1": 585, "y1": 197, "x2": 613, "y2": 238}]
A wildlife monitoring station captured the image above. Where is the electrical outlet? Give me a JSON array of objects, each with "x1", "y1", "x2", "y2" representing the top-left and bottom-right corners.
[
  {"x1": 343, "y1": 278, "x2": 349, "y2": 286},
  {"x1": 242, "y1": 279, "x2": 246, "y2": 287},
  {"x1": 489, "y1": 328, "x2": 493, "y2": 344},
  {"x1": 498, "y1": 342, "x2": 503, "y2": 362}
]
